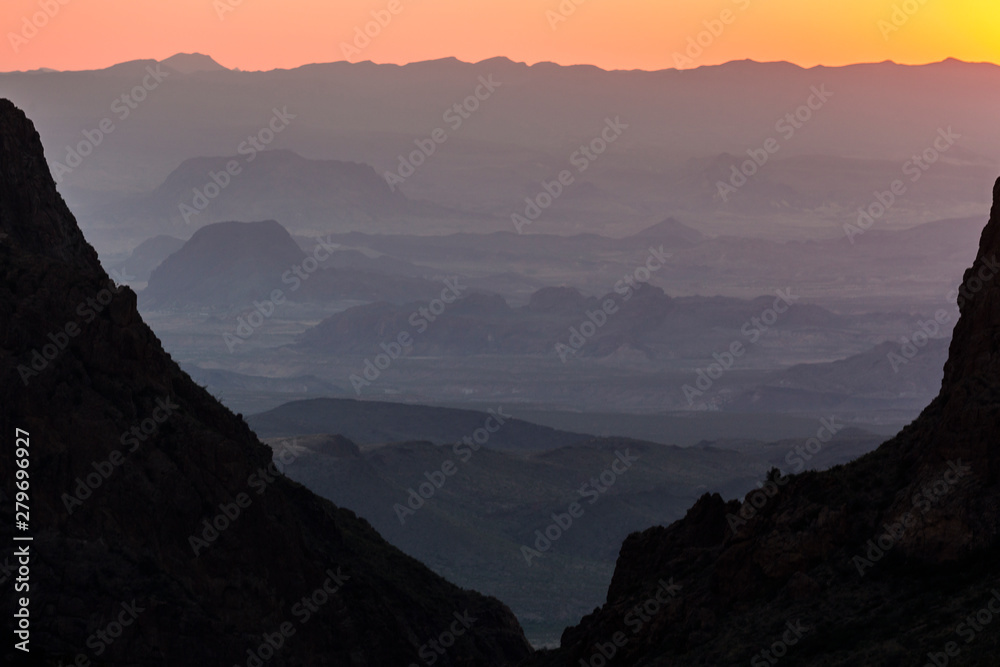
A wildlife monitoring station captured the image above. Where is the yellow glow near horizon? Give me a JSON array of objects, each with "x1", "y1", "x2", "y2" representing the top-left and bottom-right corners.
[{"x1": 0, "y1": 0, "x2": 998, "y2": 72}]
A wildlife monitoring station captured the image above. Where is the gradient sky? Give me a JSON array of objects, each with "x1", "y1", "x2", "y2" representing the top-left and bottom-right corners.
[{"x1": 2, "y1": 0, "x2": 999, "y2": 72}]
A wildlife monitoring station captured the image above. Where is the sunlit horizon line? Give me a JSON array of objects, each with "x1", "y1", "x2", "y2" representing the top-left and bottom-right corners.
[{"x1": 6, "y1": 53, "x2": 1000, "y2": 76}]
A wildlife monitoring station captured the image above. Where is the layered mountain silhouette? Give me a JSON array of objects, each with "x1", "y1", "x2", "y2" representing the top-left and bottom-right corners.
[
  {"x1": 4, "y1": 81, "x2": 1000, "y2": 664},
  {"x1": 308, "y1": 215, "x2": 981, "y2": 316},
  {"x1": 108, "y1": 233, "x2": 185, "y2": 284},
  {"x1": 248, "y1": 397, "x2": 590, "y2": 452},
  {"x1": 298, "y1": 283, "x2": 847, "y2": 361},
  {"x1": 630, "y1": 218, "x2": 706, "y2": 246},
  {"x1": 141, "y1": 219, "x2": 445, "y2": 308},
  {"x1": 0, "y1": 100, "x2": 531, "y2": 664},
  {"x1": 159, "y1": 53, "x2": 228, "y2": 74},
  {"x1": 9, "y1": 56, "x2": 997, "y2": 239},
  {"x1": 243, "y1": 419, "x2": 883, "y2": 647},
  {"x1": 725, "y1": 338, "x2": 951, "y2": 413},
  {"x1": 529, "y1": 177, "x2": 1000, "y2": 664},
  {"x1": 98, "y1": 149, "x2": 463, "y2": 239}
]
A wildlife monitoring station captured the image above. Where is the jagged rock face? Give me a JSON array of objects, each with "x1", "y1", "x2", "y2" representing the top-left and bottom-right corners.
[
  {"x1": 528, "y1": 178, "x2": 1000, "y2": 666},
  {"x1": 0, "y1": 99, "x2": 531, "y2": 666},
  {"x1": 885, "y1": 177, "x2": 1000, "y2": 559},
  {"x1": 0, "y1": 105, "x2": 100, "y2": 271}
]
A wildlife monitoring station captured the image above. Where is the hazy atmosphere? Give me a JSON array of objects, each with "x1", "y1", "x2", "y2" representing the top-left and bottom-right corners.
[{"x1": 2, "y1": 2, "x2": 1000, "y2": 665}]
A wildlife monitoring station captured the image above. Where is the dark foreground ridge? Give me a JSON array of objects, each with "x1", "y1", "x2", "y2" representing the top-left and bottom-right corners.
[
  {"x1": 530, "y1": 179, "x2": 1000, "y2": 664},
  {"x1": 0, "y1": 100, "x2": 530, "y2": 664}
]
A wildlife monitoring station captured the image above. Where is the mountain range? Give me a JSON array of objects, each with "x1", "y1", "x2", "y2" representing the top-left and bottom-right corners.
[
  {"x1": 528, "y1": 176, "x2": 1000, "y2": 665},
  {"x1": 96, "y1": 149, "x2": 463, "y2": 241},
  {"x1": 3, "y1": 67, "x2": 1000, "y2": 664},
  {"x1": 247, "y1": 416, "x2": 884, "y2": 646},
  {"x1": 4, "y1": 55, "x2": 998, "y2": 251},
  {"x1": 0, "y1": 99, "x2": 531, "y2": 665},
  {"x1": 141, "y1": 219, "x2": 446, "y2": 309}
]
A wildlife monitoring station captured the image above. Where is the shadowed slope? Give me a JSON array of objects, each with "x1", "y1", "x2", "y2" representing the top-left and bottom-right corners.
[
  {"x1": 0, "y1": 99, "x2": 531, "y2": 666},
  {"x1": 529, "y1": 178, "x2": 1000, "y2": 666}
]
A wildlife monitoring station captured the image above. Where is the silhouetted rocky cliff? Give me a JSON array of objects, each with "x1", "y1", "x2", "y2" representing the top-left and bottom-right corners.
[
  {"x1": 0, "y1": 100, "x2": 531, "y2": 664},
  {"x1": 528, "y1": 178, "x2": 1000, "y2": 665}
]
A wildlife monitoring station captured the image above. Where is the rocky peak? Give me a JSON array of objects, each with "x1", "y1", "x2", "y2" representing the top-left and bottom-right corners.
[
  {"x1": 0, "y1": 98, "x2": 99, "y2": 270},
  {"x1": 939, "y1": 176, "x2": 1000, "y2": 391},
  {"x1": 529, "y1": 176, "x2": 1000, "y2": 666},
  {"x1": 0, "y1": 99, "x2": 531, "y2": 665}
]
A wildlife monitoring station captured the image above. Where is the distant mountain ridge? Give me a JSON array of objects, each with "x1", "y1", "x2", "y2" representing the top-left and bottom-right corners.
[
  {"x1": 102, "y1": 149, "x2": 464, "y2": 238},
  {"x1": 631, "y1": 217, "x2": 706, "y2": 245},
  {"x1": 142, "y1": 219, "x2": 305, "y2": 308},
  {"x1": 247, "y1": 397, "x2": 592, "y2": 452},
  {"x1": 724, "y1": 338, "x2": 952, "y2": 413},
  {"x1": 528, "y1": 176, "x2": 1000, "y2": 665},
  {"x1": 141, "y1": 218, "x2": 450, "y2": 308},
  {"x1": 250, "y1": 421, "x2": 883, "y2": 646},
  {"x1": 297, "y1": 282, "x2": 851, "y2": 362},
  {"x1": 0, "y1": 99, "x2": 531, "y2": 665},
  {"x1": 5, "y1": 55, "x2": 997, "y2": 249},
  {"x1": 107, "y1": 233, "x2": 186, "y2": 284},
  {"x1": 160, "y1": 53, "x2": 228, "y2": 73}
]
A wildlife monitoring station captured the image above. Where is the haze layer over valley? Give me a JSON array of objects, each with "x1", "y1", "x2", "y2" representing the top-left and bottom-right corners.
[{"x1": 3, "y1": 47, "x2": 999, "y2": 658}]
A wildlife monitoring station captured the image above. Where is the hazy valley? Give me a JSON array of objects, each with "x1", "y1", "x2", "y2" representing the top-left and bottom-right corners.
[{"x1": 3, "y1": 43, "x2": 1000, "y2": 665}]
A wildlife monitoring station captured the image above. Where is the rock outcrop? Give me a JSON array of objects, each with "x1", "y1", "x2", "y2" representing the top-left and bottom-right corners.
[
  {"x1": 0, "y1": 99, "x2": 531, "y2": 665},
  {"x1": 529, "y1": 179, "x2": 1000, "y2": 666}
]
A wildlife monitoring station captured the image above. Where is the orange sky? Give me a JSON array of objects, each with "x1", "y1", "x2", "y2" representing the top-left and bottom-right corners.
[{"x1": 1, "y1": 0, "x2": 999, "y2": 72}]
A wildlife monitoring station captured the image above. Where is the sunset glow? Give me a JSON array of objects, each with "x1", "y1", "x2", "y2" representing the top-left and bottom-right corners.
[{"x1": 2, "y1": 0, "x2": 998, "y2": 72}]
